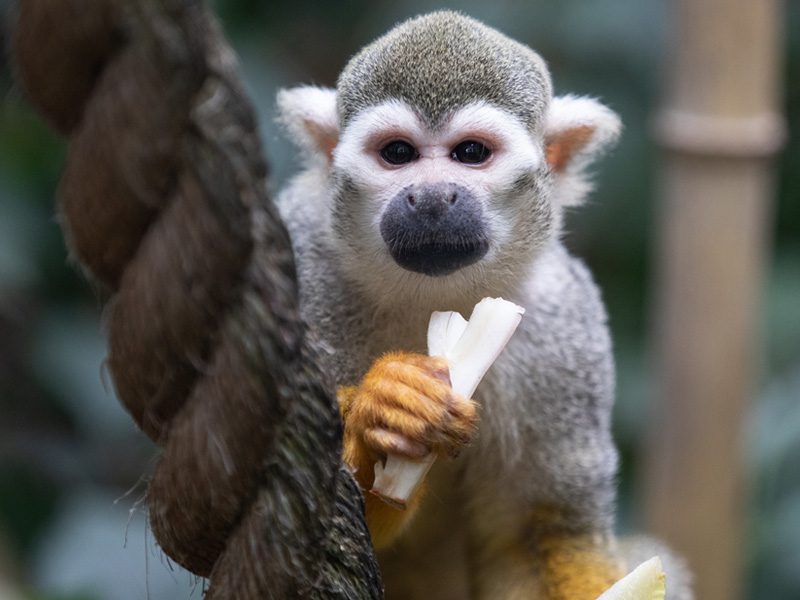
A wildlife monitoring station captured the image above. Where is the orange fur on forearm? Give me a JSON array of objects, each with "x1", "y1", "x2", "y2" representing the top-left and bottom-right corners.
[
  {"x1": 337, "y1": 370, "x2": 433, "y2": 548},
  {"x1": 337, "y1": 385, "x2": 358, "y2": 418},
  {"x1": 364, "y1": 484, "x2": 426, "y2": 549},
  {"x1": 337, "y1": 352, "x2": 476, "y2": 549}
]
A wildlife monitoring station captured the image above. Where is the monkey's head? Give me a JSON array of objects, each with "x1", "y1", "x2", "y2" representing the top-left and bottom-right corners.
[{"x1": 278, "y1": 11, "x2": 620, "y2": 306}]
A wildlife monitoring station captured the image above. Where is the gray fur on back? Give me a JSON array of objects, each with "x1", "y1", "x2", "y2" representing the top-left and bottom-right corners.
[{"x1": 337, "y1": 11, "x2": 552, "y2": 132}]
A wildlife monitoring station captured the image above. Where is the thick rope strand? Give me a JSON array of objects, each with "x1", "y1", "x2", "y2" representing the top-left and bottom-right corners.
[{"x1": 12, "y1": 1, "x2": 382, "y2": 596}]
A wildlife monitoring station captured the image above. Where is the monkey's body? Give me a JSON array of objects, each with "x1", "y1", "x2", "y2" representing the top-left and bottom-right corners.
[
  {"x1": 280, "y1": 175, "x2": 617, "y2": 598},
  {"x1": 277, "y1": 11, "x2": 691, "y2": 599}
]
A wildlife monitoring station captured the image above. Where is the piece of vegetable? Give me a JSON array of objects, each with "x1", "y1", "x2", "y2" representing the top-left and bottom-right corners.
[
  {"x1": 597, "y1": 556, "x2": 666, "y2": 600},
  {"x1": 370, "y1": 297, "x2": 525, "y2": 509}
]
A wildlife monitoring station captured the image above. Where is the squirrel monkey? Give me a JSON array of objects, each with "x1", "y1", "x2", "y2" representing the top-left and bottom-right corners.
[{"x1": 276, "y1": 11, "x2": 692, "y2": 600}]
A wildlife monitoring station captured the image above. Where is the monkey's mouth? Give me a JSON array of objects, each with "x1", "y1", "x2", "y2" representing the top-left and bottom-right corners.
[{"x1": 385, "y1": 236, "x2": 490, "y2": 277}]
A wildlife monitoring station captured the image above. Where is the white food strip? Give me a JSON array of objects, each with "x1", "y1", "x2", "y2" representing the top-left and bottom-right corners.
[
  {"x1": 596, "y1": 556, "x2": 666, "y2": 600},
  {"x1": 370, "y1": 297, "x2": 524, "y2": 508}
]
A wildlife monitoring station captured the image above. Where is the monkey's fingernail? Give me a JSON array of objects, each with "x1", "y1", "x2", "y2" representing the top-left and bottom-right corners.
[
  {"x1": 429, "y1": 365, "x2": 452, "y2": 386},
  {"x1": 365, "y1": 427, "x2": 428, "y2": 458}
]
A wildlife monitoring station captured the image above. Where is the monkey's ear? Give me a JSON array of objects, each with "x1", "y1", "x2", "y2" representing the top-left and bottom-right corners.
[
  {"x1": 276, "y1": 86, "x2": 339, "y2": 162},
  {"x1": 544, "y1": 95, "x2": 621, "y2": 206}
]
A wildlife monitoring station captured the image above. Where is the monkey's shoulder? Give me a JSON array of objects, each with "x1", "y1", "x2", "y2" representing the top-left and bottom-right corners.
[
  {"x1": 276, "y1": 169, "x2": 332, "y2": 250},
  {"x1": 519, "y1": 245, "x2": 610, "y2": 337},
  {"x1": 277, "y1": 172, "x2": 347, "y2": 310},
  {"x1": 277, "y1": 173, "x2": 373, "y2": 379},
  {"x1": 487, "y1": 246, "x2": 614, "y2": 404}
]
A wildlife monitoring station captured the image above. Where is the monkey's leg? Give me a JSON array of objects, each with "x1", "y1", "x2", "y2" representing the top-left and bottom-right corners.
[
  {"x1": 466, "y1": 431, "x2": 624, "y2": 599},
  {"x1": 532, "y1": 515, "x2": 623, "y2": 599},
  {"x1": 466, "y1": 533, "x2": 543, "y2": 599},
  {"x1": 468, "y1": 505, "x2": 623, "y2": 600},
  {"x1": 528, "y1": 435, "x2": 625, "y2": 597}
]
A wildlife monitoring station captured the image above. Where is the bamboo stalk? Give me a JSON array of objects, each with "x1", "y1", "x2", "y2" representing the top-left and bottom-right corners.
[{"x1": 643, "y1": 2, "x2": 785, "y2": 600}]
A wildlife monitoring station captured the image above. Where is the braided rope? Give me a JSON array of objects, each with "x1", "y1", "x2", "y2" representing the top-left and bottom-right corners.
[{"x1": 12, "y1": 1, "x2": 381, "y2": 597}]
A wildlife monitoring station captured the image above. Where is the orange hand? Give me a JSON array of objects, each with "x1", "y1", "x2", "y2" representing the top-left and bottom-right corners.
[
  {"x1": 338, "y1": 351, "x2": 478, "y2": 547},
  {"x1": 343, "y1": 351, "x2": 477, "y2": 476}
]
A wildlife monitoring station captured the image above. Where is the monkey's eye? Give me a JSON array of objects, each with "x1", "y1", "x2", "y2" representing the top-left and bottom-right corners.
[
  {"x1": 451, "y1": 140, "x2": 491, "y2": 164},
  {"x1": 380, "y1": 141, "x2": 419, "y2": 165}
]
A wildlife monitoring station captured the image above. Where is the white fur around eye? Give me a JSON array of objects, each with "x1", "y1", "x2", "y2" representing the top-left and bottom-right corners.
[
  {"x1": 332, "y1": 100, "x2": 425, "y2": 204},
  {"x1": 444, "y1": 102, "x2": 545, "y2": 189},
  {"x1": 445, "y1": 102, "x2": 543, "y2": 169},
  {"x1": 333, "y1": 101, "x2": 421, "y2": 164},
  {"x1": 328, "y1": 100, "x2": 552, "y2": 305},
  {"x1": 333, "y1": 100, "x2": 544, "y2": 211}
]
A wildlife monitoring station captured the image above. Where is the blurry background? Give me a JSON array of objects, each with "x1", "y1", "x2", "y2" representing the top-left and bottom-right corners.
[{"x1": 0, "y1": 1, "x2": 797, "y2": 599}]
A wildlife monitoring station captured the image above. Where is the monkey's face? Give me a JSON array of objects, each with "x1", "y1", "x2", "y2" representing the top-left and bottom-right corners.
[
  {"x1": 278, "y1": 83, "x2": 619, "y2": 305},
  {"x1": 278, "y1": 13, "x2": 621, "y2": 305},
  {"x1": 329, "y1": 100, "x2": 553, "y2": 291}
]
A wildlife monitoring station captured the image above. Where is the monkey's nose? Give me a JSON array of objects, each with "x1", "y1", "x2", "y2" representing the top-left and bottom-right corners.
[
  {"x1": 381, "y1": 182, "x2": 488, "y2": 276},
  {"x1": 405, "y1": 184, "x2": 459, "y2": 220}
]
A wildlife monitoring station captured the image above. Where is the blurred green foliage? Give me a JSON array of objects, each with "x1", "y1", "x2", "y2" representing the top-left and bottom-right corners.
[{"x1": 0, "y1": 1, "x2": 797, "y2": 598}]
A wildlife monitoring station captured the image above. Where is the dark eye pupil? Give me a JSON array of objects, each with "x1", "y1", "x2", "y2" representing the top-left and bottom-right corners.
[
  {"x1": 452, "y1": 141, "x2": 491, "y2": 164},
  {"x1": 381, "y1": 141, "x2": 417, "y2": 165}
]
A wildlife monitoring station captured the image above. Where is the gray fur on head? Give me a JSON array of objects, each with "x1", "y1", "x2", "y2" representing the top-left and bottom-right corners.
[{"x1": 337, "y1": 11, "x2": 553, "y2": 132}]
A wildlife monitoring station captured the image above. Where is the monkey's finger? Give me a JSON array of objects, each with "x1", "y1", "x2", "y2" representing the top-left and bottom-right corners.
[
  {"x1": 349, "y1": 383, "x2": 478, "y2": 457},
  {"x1": 357, "y1": 401, "x2": 432, "y2": 441},
  {"x1": 444, "y1": 392, "x2": 479, "y2": 423},
  {"x1": 430, "y1": 398, "x2": 479, "y2": 457},
  {"x1": 363, "y1": 427, "x2": 429, "y2": 459},
  {"x1": 365, "y1": 377, "x2": 453, "y2": 424},
  {"x1": 369, "y1": 352, "x2": 452, "y2": 393},
  {"x1": 371, "y1": 401, "x2": 474, "y2": 452},
  {"x1": 401, "y1": 353, "x2": 452, "y2": 385},
  {"x1": 372, "y1": 363, "x2": 458, "y2": 411},
  {"x1": 431, "y1": 426, "x2": 476, "y2": 457}
]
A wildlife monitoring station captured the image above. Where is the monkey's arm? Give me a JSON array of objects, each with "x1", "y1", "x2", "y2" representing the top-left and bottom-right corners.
[
  {"x1": 338, "y1": 385, "x2": 427, "y2": 547},
  {"x1": 465, "y1": 253, "x2": 625, "y2": 599},
  {"x1": 337, "y1": 352, "x2": 477, "y2": 549}
]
